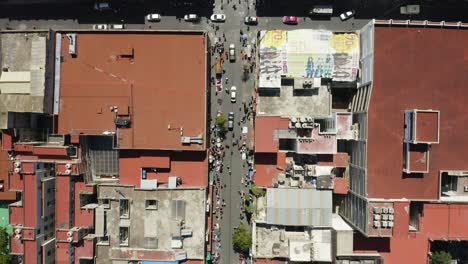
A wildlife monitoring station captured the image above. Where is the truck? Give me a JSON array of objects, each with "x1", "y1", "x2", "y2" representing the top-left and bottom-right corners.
[{"x1": 215, "y1": 57, "x2": 222, "y2": 75}]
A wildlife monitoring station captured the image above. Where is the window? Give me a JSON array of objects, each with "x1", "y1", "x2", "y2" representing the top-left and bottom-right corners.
[
  {"x1": 145, "y1": 200, "x2": 158, "y2": 210},
  {"x1": 119, "y1": 199, "x2": 129, "y2": 218},
  {"x1": 119, "y1": 227, "x2": 129, "y2": 246}
]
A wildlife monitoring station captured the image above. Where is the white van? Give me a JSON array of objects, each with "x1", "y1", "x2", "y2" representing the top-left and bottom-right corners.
[{"x1": 309, "y1": 5, "x2": 333, "y2": 17}]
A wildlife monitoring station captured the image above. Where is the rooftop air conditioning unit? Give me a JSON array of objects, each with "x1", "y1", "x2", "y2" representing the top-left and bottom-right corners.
[
  {"x1": 14, "y1": 168, "x2": 21, "y2": 173},
  {"x1": 14, "y1": 228, "x2": 22, "y2": 235},
  {"x1": 14, "y1": 234, "x2": 22, "y2": 240},
  {"x1": 14, "y1": 162, "x2": 21, "y2": 168},
  {"x1": 65, "y1": 163, "x2": 72, "y2": 169},
  {"x1": 388, "y1": 221, "x2": 394, "y2": 228},
  {"x1": 64, "y1": 169, "x2": 71, "y2": 175},
  {"x1": 382, "y1": 207, "x2": 389, "y2": 214},
  {"x1": 67, "y1": 236, "x2": 73, "y2": 243},
  {"x1": 373, "y1": 214, "x2": 381, "y2": 221},
  {"x1": 388, "y1": 207, "x2": 394, "y2": 214},
  {"x1": 373, "y1": 207, "x2": 381, "y2": 214},
  {"x1": 381, "y1": 221, "x2": 388, "y2": 228},
  {"x1": 373, "y1": 221, "x2": 381, "y2": 228},
  {"x1": 67, "y1": 231, "x2": 74, "y2": 237},
  {"x1": 382, "y1": 214, "x2": 389, "y2": 221},
  {"x1": 388, "y1": 215, "x2": 394, "y2": 221}
]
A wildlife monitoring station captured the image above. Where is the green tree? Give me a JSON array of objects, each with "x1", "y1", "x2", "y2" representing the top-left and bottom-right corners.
[
  {"x1": 430, "y1": 251, "x2": 452, "y2": 264},
  {"x1": 215, "y1": 114, "x2": 226, "y2": 133},
  {"x1": 250, "y1": 184, "x2": 266, "y2": 197},
  {"x1": 0, "y1": 227, "x2": 11, "y2": 264},
  {"x1": 232, "y1": 223, "x2": 251, "y2": 254}
]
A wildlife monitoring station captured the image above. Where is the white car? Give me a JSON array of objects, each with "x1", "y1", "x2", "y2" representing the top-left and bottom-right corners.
[
  {"x1": 109, "y1": 24, "x2": 125, "y2": 29},
  {"x1": 339, "y1": 10, "x2": 355, "y2": 21},
  {"x1": 230, "y1": 86, "x2": 237, "y2": 103},
  {"x1": 93, "y1": 24, "x2": 108, "y2": 30},
  {"x1": 146, "y1": 13, "x2": 161, "y2": 22},
  {"x1": 229, "y1": 44, "x2": 235, "y2": 62},
  {"x1": 210, "y1": 14, "x2": 226, "y2": 22},
  {"x1": 184, "y1": 14, "x2": 199, "y2": 22},
  {"x1": 244, "y1": 16, "x2": 258, "y2": 25}
]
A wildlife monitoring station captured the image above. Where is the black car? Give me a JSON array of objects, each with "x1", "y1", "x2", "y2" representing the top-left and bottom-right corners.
[{"x1": 228, "y1": 112, "x2": 234, "y2": 130}]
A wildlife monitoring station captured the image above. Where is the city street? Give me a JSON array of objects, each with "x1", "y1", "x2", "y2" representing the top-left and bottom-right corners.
[{"x1": 2, "y1": 1, "x2": 468, "y2": 264}]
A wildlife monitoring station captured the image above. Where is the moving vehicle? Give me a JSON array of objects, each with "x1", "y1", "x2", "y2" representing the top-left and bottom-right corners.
[
  {"x1": 282, "y1": 16, "x2": 298, "y2": 25},
  {"x1": 229, "y1": 44, "x2": 235, "y2": 62},
  {"x1": 309, "y1": 5, "x2": 333, "y2": 17},
  {"x1": 210, "y1": 14, "x2": 226, "y2": 22},
  {"x1": 230, "y1": 86, "x2": 237, "y2": 103},
  {"x1": 184, "y1": 14, "x2": 199, "y2": 22},
  {"x1": 244, "y1": 16, "x2": 259, "y2": 25},
  {"x1": 228, "y1": 112, "x2": 234, "y2": 130},
  {"x1": 146, "y1": 13, "x2": 161, "y2": 22},
  {"x1": 400, "y1": 5, "x2": 420, "y2": 15},
  {"x1": 94, "y1": 2, "x2": 111, "y2": 11},
  {"x1": 109, "y1": 24, "x2": 125, "y2": 29},
  {"x1": 93, "y1": 24, "x2": 108, "y2": 30},
  {"x1": 339, "y1": 10, "x2": 355, "y2": 21},
  {"x1": 215, "y1": 57, "x2": 222, "y2": 76}
]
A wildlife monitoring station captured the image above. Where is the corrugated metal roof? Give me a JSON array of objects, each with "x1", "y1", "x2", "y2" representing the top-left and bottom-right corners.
[{"x1": 266, "y1": 188, "x2": 332, "y2": 226}]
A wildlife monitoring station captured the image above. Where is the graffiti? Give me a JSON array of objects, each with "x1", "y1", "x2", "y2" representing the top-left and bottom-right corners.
[{"x1": 259, "y1": 30, "x2": 359, "y2": 87}]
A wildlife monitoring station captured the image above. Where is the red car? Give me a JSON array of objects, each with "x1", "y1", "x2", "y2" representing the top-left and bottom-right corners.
[{"x1": 282, "y1": 16, "x2": 298, "y2": 24}]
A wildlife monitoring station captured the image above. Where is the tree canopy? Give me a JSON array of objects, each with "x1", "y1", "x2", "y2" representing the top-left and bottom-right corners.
[
  {"x1": 430, "y1": 251, "x2": 452, "y2": 264},
  {"x1": 0, "y1": 227, "x2": 11, "y2": 264},
  {"x1": 232, "y1": 223, "x2": 251, "y2": 254}
]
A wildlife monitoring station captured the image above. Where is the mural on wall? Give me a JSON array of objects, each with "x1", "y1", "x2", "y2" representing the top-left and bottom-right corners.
[{"x1": 259, "y1": 30, "x2": 360, "y2": 88}]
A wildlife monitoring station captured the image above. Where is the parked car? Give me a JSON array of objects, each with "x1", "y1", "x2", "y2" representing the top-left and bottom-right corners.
[
  {"x1": 184, "y1": 14, "x2": 199, "y2": 22},
  {"x1": 230, "y1": 86, "x2": 237, "y2": 103},
  {"x1": 309, "y1": 5, "x2": 333, "y2": 17},
  {"x1": 400, "y1": 5, "x2": 420, "y2": 15},
  {"x1": 244, "y1": 16, "x2": 259, "y2": 25},
  {"x1": 109, "y1": 24, "x2": 125, "y2": 29},
  {"x1": 228, "y1": 112, "x2": 234, "y2": 130},
  {"x1": 229, "y1": 44, "x2": 236, "y2": 62},
  {"x1": 210, "y1": 14, "x2": 226, "y2": 22},
  {"x1": 339, "y1": 10, "x2": 355, "y2": 21},
  {"x1": 93, "y1": 24, "x2": 108, "y2": 30},
  {"x1": 146, "y1": 13, "x2": 161, "y2": 22},
  {"x1": 94, "y1": 2, "x2": 111, "y2": 11},
  {"x1": 282, "y1": 16, "x2": 298, "y2": 25}
]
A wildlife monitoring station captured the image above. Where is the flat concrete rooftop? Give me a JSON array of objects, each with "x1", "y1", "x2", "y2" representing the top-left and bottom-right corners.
[
  {"x1": 0, "y1": 32, "x2": 49, "y2": 128},
  {"x1": 257, "y1": 86, "x2": 331, "y2": 118},
  {"x1": 57, "y1": 32, "x2": 207, "y2": 151},
  {"x1": 97, "y1": 185, "x2": 206, "y2": 261}
]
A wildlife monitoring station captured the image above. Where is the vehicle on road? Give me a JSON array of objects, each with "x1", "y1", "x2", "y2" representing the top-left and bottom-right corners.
[
  {"x1": 339, "y1": 10, "x2": 355, "y2": 21},
  {"x1": 228, "y1": 112, "x2": 234, "y2": 130},
  {"x1": 210, "y1": 14, "x2": 226, "y2": 22},
  {"x1": 184, "y1": 14, "x2": 199, "y2": 22},
  {"x1": 94, "y1": 2, "x2": 111, "y2": 11},
  {"x1": 244, "y1": 16, "x2": 259, "y2": 25},
  {"x1": 309, "y1": 5, "x2": 333, "y2": 17},
  {"x1": 93, "y1": 24, "x2": 108, "y2": 30},
  {"x1": 109, "y1": 24, "x2": 125, "y2": 29},
  {"x1": 282, "y1": 16, "x2": 298, "y2": 25},
  {"x1": 229, "y1": 44, "x2": 235, "y2": 62},
  {"x1": 215, "y1": 57, "x2": 222, "y2": 76},
  {"x1": 230, "y1": 86, "x2": 237, "y2": 103},
  {"x1": 146, "y1": 14, "x2": 161, "y2": 22},
  {"x1": 400, "y1": 5, "x2": 420, "y2": 15}
]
